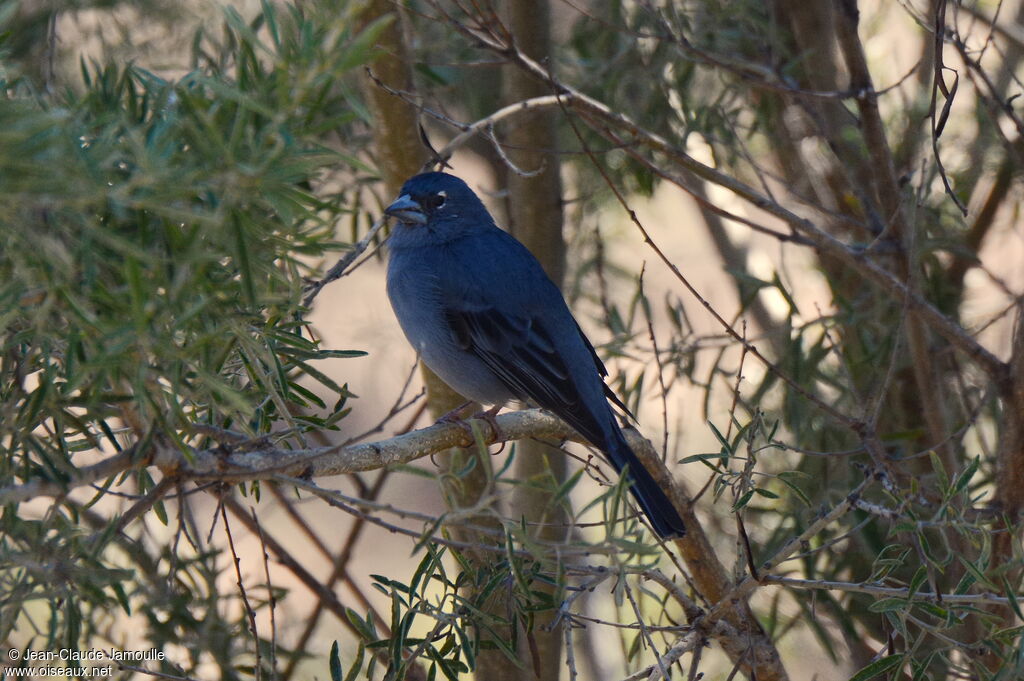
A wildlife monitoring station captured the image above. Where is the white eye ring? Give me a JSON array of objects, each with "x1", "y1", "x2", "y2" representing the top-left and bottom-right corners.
[{"x1": 423, "y1": 190, "x2": 446, "y2": 210}]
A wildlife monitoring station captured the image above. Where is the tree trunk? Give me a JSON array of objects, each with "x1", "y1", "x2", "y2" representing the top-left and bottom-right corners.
[{"x1": 502, "y1": 2, "x2": 568, "y2": 680}]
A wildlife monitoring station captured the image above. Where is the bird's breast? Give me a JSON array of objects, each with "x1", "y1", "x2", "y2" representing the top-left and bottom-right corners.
[{"x1": 386, "y1": 247, "x2": 515, "y2": 405}]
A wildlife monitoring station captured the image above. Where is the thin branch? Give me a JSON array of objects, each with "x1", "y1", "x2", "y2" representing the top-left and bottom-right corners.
[
  {"x1": 432, "y1": 94, "x2": 571, "y2": 164},
  {"x1": 220, "y1": 501, "x2": 262, "y2": 681},
  {"x1": 250, "y1": 507, "x2": 278, "y2": 681},
  {"x1": 276, "y1": 472, "x2": 652, "y2": 558},
  {"x1": 703, "y1": 470, "x2": 879, "y2": 628},
  {"x1": 302, "y1": 216, "x2": 387, "y2": 308},
  {"x1": 619, "y1": 631, "x2": 704, "y2": 681},
  {"x1": 623, "y1": 580, "x2": 671, "y2": 680},
  {"x1": 276, "y1": 473, "x2": 391, "y2": 681},
  {"x1": 222, "y1": 496, "x2": 370, "y2": 640},
  {"x1": 1, "y1": 443, "x2": 142, "y2": 506},
  {"x1": 117, "y1": 665, "x2": 203, "y2": 681},
  {"x1": 107, "y1": 475, "x2": 178, "y2": 539},
  {"x1": 638, "y1": 265, "x2": 670, "y2": 462},
  {"x1": 960, "y1": 2, "x2": 1024, "y2": 50},
  {"x1": 563, "y1": 619, "x2": 579, "y2": 681},
  {"x1": 765, "y1": 576, "x2": 1024, "y2": 607}
]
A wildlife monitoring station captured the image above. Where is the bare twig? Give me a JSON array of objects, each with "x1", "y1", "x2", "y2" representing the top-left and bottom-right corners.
[
  {"x1": 433, "y1": 94, "x2": 571, "y2": 163},
  {"x1": 220, "y1": 502, "x2": 262, "y2": 681},
  {"x1": 623, "y1": 580, "x2": 671, "y2": 680},
  {"x1": 563, "y1": 618, "x2": 579, "y2": 681},
  {"x1": 619, "y1": 630, "x2": 704, "y2": 681},
  {"x1": 250, "y1": 507, "x2": 278, "y2": 681},
  {"x1": 638, "y1": 265, "x2": 670, "y2": 462},
  {"x1": 222, "y1": 496, "x2": 372, "y2": 640},
  {"x1": 302, "y1": 216, "x2": 387, "y2": 308},
  {"x1": 117, "y1": 665, "x2": 203, "y2": 681},
  {"x1": 276, "y1": 473, "x2": 391, "y2": 681},
  {"x1": 703, "y1": 471, "x2": 879, "y2": 628},
  {"x1": 765, "y1": 575, "x2": 1024, "y2": 607}
]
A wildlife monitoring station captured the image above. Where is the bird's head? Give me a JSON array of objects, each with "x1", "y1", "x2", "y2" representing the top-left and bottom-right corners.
[{"x1": 384, "y1": 172, "x2": 493, "y2": 244}]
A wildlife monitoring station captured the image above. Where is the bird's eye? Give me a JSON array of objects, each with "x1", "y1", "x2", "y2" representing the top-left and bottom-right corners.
[{"x1": 424, "y1": 191, "x2": 446, "y2": 210}]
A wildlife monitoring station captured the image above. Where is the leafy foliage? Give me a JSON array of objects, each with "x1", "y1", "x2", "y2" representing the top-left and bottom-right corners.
[{"x1": 0, "y1": 1, "x2": 379, "y2": 670}]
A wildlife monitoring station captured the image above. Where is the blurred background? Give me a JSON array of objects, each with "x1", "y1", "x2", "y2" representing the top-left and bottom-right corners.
[{"x1": 2, "y1": 1, "x2": 1022, "y2": 680}]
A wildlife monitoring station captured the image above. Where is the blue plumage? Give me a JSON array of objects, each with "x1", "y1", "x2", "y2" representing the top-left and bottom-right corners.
[{"x1": 385, "y1": 172, "x2": 686, "y2": 539}]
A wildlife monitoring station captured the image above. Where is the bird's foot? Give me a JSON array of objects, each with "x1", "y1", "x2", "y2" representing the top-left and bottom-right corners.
[
  {"x1": 434, "y1": 403, "x2": 504, "y2": 444},
  {"x1": 435, "y1": 400, "x2": 475, "y2": 425},
  {"x1": 435, "y1": 401, "x2": 486, "y2": 444},
  {"x1": 470, "y1": 404, "x2": 504, "y2": 442}
]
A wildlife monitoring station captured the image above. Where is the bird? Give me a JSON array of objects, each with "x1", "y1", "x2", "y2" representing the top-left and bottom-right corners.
[{"x1": 383, "y1": 171, "x2": 686, "y2": 539}]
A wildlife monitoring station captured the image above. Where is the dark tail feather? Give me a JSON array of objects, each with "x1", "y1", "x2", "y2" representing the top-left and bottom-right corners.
[
  {"x1": 605, "y1": 431, "x2": 686, "y2": 539},
  {"x1": 549, "y1": 401, "x2": 685, "y2": 538}
]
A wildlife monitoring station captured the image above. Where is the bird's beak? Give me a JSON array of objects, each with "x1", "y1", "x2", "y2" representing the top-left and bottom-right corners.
[{"x1": 384, "y1": 194, "x2": 427, "y2": 225}]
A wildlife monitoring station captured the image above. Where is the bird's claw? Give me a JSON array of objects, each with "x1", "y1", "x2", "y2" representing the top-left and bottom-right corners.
[
  {"x1": 435, "y1": 401, "x2": 481, "y2": 443},
  {"x1": 471, "y1": 404, "x2": 504, "y2": 442},
  {"x1": 435, "y1": 403, "x2": 504, "y2": 444},
  {"x1": 435, "y1": 400, "x2": 475, "y2": 425}
]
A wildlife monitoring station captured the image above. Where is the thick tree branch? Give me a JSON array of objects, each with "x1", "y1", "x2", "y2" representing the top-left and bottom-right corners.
[{"x1": 0, "y1": 410, "x2": 617, "y2": 505}]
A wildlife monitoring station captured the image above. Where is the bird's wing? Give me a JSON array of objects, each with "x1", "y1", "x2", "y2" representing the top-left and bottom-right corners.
[
  {"x1": 436, "y1": 226, "x2": 628, "y2": 430},
  {"x1": 574, "y1": 319, "x2": 635, "y2": 421},
  {"x1": 444, "y1": 302, "x2": 584, "y2": 414}
]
